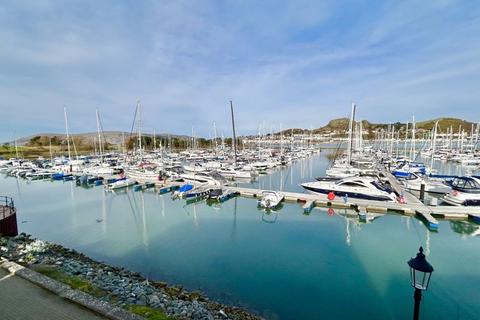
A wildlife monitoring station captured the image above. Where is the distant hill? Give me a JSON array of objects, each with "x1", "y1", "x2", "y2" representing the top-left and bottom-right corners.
[
  {"x1": 5, "y1": 117, "x2": 478, "y2": 145},
  {"x1": 7, "y1": 131, "x2": 190, "y2": 146},
  {"x1": 305, "y1": 117, "x2": 475, "y2": 135},
  {"x1": 416, "y1": 118, "x2": 475, "y2": 132}
]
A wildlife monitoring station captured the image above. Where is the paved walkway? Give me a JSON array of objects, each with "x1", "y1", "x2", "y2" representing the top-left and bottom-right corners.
[{"x1": 0, "y1": 268, "x2": 105, "y2": 320}]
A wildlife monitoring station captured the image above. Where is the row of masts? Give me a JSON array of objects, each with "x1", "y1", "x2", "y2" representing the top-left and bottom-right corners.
[
  {"x1": 59, "y1": 100, "x2": 241, "y2": 163},
  {"x1": 374, "y1": 119, "x2": 480, "y2": 157}
]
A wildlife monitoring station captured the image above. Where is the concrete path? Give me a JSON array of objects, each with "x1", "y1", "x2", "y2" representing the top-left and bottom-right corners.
[{"x1": 0, "y1": 268, "x2": 105, "y2": 320}]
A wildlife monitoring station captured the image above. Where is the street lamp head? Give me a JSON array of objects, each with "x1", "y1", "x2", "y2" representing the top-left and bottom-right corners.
[{"x1": 408, "y1": 246, "x2": 434, "y2": 291}]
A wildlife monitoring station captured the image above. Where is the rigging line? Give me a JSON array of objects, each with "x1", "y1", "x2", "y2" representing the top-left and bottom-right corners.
[
  {"x1": 413, "y1": 139, "x2": 428, "y2": 163},
  {"x1": 129, "y1": 104, "x2": 138, "y2": 136},
  {"x1": 331, "y1": 140, "x2": 344, "y2": 166},
  {"x1": 97, "y1": 109, "x2": 108, "y2": 152},
  {"x1": 128, "y1": 103, "x2": 139, "y2": 151}
]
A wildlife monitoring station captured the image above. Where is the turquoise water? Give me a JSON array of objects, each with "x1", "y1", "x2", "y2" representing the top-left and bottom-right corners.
[{"x1": 1, "y1": 153, "x2": 479, "y2": 319}]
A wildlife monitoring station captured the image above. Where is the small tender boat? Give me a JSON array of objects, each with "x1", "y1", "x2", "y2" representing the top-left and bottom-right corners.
[
  {"x1": 391, "y1": 161, "x2": 427, "y2": 178},
  {"x1": 107, "y1": 178, "x2": 137, "y2": 190},
  {"x1": 258, "y1": 191, "x2": 284, "y2": 209},
  {"x1": 217, "y1": 167, "x2": 253, "y2": 179},
  {"x1": 442, "y1": 176, "x2": 480, "y2": 206},
  {"x1": 208, "y1": 188, "x2": 238, "y2": 202},
  {"x1": 400, "y1": 173, "x2": 451, "y2": 194}
]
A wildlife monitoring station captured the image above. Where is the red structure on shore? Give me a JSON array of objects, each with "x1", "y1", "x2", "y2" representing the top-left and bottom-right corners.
[{"x1": 0, "y1": 196, "x2": 18, "y2": 236}]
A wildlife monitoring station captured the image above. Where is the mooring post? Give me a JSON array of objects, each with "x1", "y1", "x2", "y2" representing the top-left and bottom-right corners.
[{"x1": 419, "y1": 183, "x2": 426, "y2": 202}]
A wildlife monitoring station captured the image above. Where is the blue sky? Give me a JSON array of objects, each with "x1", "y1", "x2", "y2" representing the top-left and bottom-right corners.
[{"x1": 1, "y1": 0, "x2": 479, "y2": 141}]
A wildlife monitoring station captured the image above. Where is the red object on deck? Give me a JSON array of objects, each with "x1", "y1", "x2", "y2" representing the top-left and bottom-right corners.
[{"x1": 327, "y1": 191, "x2": 335, "y2": 201}]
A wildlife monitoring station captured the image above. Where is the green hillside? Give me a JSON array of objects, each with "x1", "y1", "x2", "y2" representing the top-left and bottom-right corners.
[
  {"x1": 416, "y1": 118, "x2": 475, "y2": 133},
  {"x1": 270, "y1": 117, "x2": 476, "y2": 137}
]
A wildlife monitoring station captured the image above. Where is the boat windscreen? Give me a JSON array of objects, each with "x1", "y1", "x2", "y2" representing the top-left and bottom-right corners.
[{"x1": 371, "y1": 181, "x2": 388, "y2": 191}]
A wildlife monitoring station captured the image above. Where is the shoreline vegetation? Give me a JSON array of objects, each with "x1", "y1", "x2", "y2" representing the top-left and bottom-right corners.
[{"x1": 0, "y1": 233, "x2": 263, "y2": 320}]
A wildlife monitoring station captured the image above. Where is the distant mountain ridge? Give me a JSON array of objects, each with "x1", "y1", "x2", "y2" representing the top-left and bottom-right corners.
[
  {"x1": 316, "y1": 117, "x2": 476, "y2": 133},
  {"x1": 276, "y1": 117, "x2": 477, "y2": 136},
  {"x1": 6, "y1": 117, "x2": 478, "y2": 145}
]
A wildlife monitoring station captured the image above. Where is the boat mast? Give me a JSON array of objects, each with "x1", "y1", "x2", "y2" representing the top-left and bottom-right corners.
[
  {"x1": 411, "y1": 115, "x2": 416, "y2": 161},
  {"x1": 347, "y1": 103, "x2": 356, "y2": 166},
  {"x1": 404, "y1": 122, "x2": 409, "y2": 158},
  {"x1": 230, "y1": 100, "x2": 238, "y2": 166},
  {"x1": 280, "y1": 123, "x2": 284, "y2": 156},
  {"x1": 49, "y1": 137, "x2": 53, "y2": 163},
  {"x1": 136, "y1": 100, "x2": 142, "y2": 159},
  {"x1": 64, "y1": 107, "x2": 71, "y2": 161},
  {"x1": 122, "y1": 132, "x2": 126, "y2": 159},
  {"x1": 153, "y1": 129, "x2": 156, "y2": 152},
  {"x1": 96, "y1": 108, "x2": 103, "y2": 164},
  {"x1": 430, "y1": 121, "x2": 438, "y2": 169},
  {"x1": 213, "y1": 121, "x2": 218, "y2": 155}
]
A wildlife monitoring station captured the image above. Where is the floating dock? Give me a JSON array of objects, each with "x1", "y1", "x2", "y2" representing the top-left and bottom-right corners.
[
  {"x1": 382, "y1": 169, "x2": 439, "y2": 230},
  {"x1": 227, "y1": 185, "x2": 480, "y2": 230}
]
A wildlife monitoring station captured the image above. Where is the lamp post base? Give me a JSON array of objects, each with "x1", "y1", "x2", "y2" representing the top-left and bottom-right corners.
[{"x1": 413, "y1": 288, "x2": 422, "y2": 320}]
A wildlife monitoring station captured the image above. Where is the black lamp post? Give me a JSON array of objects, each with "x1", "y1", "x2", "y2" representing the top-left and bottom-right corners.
[{"x1": 408, "y1": 246, "x2": 434, "y2": 320}]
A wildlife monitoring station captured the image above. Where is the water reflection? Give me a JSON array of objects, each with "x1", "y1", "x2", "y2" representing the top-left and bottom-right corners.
[
  {"x1": 1, "y1": 151, "x2": 480, "y2": 320},
  {"x1": 449, "y1": 220, "x2": 480, "y2": 236}
]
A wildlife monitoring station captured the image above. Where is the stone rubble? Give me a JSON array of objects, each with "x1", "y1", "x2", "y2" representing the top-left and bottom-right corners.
[{"x1": 0, "y1": 234, "x2": 262, "y2": 320}]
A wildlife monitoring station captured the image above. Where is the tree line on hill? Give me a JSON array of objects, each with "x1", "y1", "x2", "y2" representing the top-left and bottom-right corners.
[{"x1": 25, "y1": 135, "x2": 242, "y2": 151}]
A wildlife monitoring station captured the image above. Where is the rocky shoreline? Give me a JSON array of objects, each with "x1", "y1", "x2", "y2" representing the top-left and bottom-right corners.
[{"x1": 0, "y1": 234, "x2": 262, "y2": 320}]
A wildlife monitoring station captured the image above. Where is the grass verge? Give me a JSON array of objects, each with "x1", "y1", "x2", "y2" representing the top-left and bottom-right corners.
[
  {"x1": 126, "y1": 305, "x2": 173, "y2": 320},
  {"x1": 32, "y1": 264, "x2": 108, "y2": 298}
]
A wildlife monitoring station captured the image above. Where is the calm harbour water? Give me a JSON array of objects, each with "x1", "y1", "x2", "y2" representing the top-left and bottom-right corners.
[{"x1": 1, "y1": 152, "x2": 479, "y2": 319}]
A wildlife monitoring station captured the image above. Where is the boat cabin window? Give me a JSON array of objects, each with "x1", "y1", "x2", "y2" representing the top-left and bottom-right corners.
[
  {"x1": 339, "y1": 181, "x2": 366, "y2": 188},
  {"x1": 452, "y1": 178, "x2": 480, "y2": 189},
  {"x1": 464, "y1": 179, "x2": 480, "y2": 189},
  {"x1": 452, "y1": 178, "x2": 465, "y2": 188}
]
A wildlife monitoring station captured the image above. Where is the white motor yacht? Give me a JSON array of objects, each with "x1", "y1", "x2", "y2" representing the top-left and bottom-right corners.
[
  {"x1": 400, "y1": 173, "x2": 451, "y2": 194},
  {"x1": 301, "y1": 176, "x2": 397, "y2": 202},
  {"x1": 442, "y1": 176, "x2": 480, "y2": 206}
]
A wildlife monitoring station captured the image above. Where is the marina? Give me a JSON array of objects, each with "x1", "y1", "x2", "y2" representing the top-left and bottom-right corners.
[
  {"x1": 2, "y1": 2, "x2": 480, "y2": 319},
  {"x1": 1, "y1": 141, "x2": 480, "y2": 319}
]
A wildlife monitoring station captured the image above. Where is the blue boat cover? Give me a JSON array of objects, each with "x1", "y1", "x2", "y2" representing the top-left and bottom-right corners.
[{"x1": 179, "y1": 184, "x2": 193, "y2": 192}]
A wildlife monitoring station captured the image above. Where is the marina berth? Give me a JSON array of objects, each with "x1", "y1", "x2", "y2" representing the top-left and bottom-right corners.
[{"x1": 301, "y1": 176, "x2": 397, "y2": 202}]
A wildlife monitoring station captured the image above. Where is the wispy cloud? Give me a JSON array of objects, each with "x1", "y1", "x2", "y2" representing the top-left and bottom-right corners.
[{"x1": 0, "y1": 0, "x2": 479, "y2": 140}]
